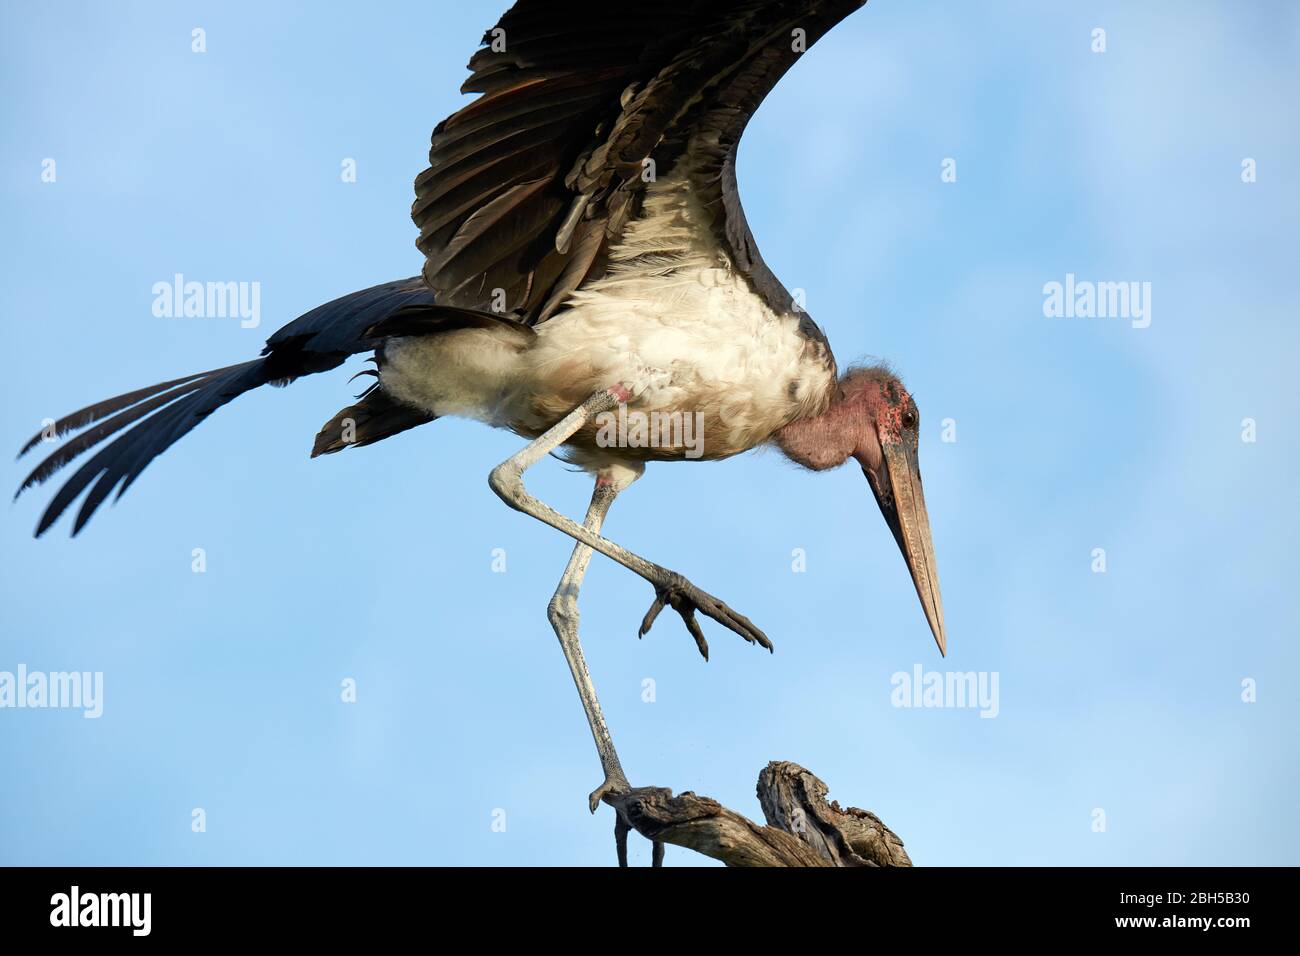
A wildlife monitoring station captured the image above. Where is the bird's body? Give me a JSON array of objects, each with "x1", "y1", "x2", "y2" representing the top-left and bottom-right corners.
[
  {"x1": 17, "y1": 0, "x2": 948, "y2": 866},
  {"x1": 383, "y1": 170, "x2": 837, "y2": 468}
]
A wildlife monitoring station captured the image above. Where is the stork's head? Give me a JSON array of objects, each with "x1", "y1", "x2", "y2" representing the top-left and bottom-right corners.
[{"x1": 777, "y1": 365, "x2": 947, "y2": 655}]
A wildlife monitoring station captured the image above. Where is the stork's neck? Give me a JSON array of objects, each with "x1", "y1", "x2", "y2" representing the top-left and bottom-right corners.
[{"x1": 774, "y1": 389, "x2": 857, "y2": 471}]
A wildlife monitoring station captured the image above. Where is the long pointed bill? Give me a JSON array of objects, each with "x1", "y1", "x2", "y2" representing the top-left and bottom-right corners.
[{"x1": 871, "y1": 442, "x2": 947, "y2": 656}]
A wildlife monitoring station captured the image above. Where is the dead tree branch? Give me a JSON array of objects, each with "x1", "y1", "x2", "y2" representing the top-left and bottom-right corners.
[{"x1": 606, "y1": 760, "x2": 911, "y2": 867}]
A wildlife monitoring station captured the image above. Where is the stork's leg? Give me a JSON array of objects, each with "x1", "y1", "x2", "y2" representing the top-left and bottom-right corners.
[
  {"x1": 489, "y1": 386, "x2": 772, "y2": 660},
  {"x1": 548, "y1": 469, "x2": 664, "y2": 867},
  {"x1": 549, "y1": 471, "x2": 635, "y2": 812}
]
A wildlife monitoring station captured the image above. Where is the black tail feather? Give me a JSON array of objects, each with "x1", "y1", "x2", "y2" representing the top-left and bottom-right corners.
[
  {"x1": 30, "y1": 361, "x2": 268, "y2": 537},
  {"x1": 312, "y1": 387, "x2": 436, "y2": 458},
  {"x1": 17, "y1": 276, "x2": 439, "y2": 537},
  {"x1": 15, "y1": 370, "x2": 233, "y2": 496},
  {"x1": 15, "y1": 368, "x2": 220, "y2": 459}
]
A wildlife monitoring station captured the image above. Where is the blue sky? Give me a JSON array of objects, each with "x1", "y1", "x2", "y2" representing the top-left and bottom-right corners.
[{"x1": 1, "y1": 1, "x2": 1297, "y2": 866}]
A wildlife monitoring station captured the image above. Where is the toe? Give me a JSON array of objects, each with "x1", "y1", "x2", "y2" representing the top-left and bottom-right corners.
[{"x1": 675, "y1": 606, "x2": 709, "y2": 660}]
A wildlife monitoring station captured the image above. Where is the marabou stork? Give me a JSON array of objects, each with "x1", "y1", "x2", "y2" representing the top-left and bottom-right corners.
[{"x1": 16, "y1": 0, "x2": 945, "y2": 861}]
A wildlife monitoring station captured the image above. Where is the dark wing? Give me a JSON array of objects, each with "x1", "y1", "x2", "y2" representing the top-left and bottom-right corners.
[
  {"x1": 414, "y1": 0, "x2": 866, "y2": 325},
  {"x1": 16, "y1": 278, "x2": 436, "y2": 536},
  {"x1": 18, "y1": 270, "x2": 543, "y2": 537}
]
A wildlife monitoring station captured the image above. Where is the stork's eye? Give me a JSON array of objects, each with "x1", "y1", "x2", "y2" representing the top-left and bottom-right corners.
[{"x1": 902, "y1": 409, "x2": 917, "y2": 430}]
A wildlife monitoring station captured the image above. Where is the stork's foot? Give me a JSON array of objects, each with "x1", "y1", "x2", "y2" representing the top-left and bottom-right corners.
[
  {"x1": 591, "y1": 779, "x2": 668, "y2": 867},
  {"x1": 638, "y1": 570, "x2": 773, "y2": 660},
  {"x1": 589, "y1": 771, "x2": 631, "y2": 813}
]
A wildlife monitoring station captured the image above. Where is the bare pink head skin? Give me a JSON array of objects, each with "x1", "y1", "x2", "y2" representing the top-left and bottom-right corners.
[{"x1": 776, "y1": 366, "x2": 947, "y2": 655}]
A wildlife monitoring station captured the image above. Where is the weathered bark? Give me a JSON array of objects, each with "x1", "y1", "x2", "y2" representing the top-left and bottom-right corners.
[{"x1": 606, "y1": 760, "x2": 911, "y2": 867}]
